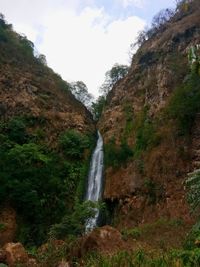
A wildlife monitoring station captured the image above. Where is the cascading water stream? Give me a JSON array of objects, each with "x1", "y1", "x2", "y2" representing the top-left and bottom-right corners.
[{"x1": 85, "y1": 131, "x2": 104, "y2": 232}]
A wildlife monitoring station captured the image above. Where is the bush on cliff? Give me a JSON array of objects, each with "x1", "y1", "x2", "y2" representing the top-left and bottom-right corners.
[{"x1": 0, "y1": 116, "x2": 94, "y2": 246}]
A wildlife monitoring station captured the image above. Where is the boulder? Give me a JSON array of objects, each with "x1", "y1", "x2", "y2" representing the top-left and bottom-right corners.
[
  {"x1": 57, "y1": 260, "x2": 70, "y2": 267},
  {"x1": 3, "y1": 242, "x2": 28, "y2": 266},
  {"x1": 78, "y1": 226, "x2": 126, "y2": 256}
]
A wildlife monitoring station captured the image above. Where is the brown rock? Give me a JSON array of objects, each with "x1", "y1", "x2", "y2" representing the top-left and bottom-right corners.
[
  {"x1": 3, "y1": 242, "x2": 28, "y2": 266},
  {"x1": 57, "y1": 260, "x2": 70, "y2": 267},
  {"x1": 98, "y1": 1, "x2": 200, "y2": 228},
  {"x1": 38, "y1": 240, "x2": 65, "y2": 255},
  {"x1": 26, "y1": 258, "x2": 39, "y2": 267},
  {"x1": 79, "y1": 226, "x2": 126, "y2": 256}
]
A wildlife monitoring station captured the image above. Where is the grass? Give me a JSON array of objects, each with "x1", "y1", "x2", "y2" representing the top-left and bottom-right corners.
[{"x1": 82, "y1": 249, "x2": 200, "y2": 267}]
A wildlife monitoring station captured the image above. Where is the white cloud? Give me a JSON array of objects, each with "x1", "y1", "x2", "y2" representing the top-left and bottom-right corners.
[
  {"x1": 121, "y1": 0, "x2": 145, "y2": 8},
  {"x1": 38, "y1": 7, "x2": 145, "y2": 97}
]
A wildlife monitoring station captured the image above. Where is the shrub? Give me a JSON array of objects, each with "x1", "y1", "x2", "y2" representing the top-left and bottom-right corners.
[
  {"x1": 0, "y1": 122, "x2": 95, "y2": 246},
  {"x1": 7, "y1": 117, "x2": 28, "y2": 144},
  {"x1": 186, "y1": 169, "x2": 200, "y2": 213},
  {"x1": 184, "y1": 222, "x2": 200, "y2": 249},
  {"x1": 49, "y1": 201, "x2": 98, "y2": 239},
  {"x1": 133, "y1": 108, "x2": 161, "y2": 158},
  {"x1": 104, "y1": 138, "x2": 133, "y2": 168},
  {"x1": 59, "y1": 130, "x2": 90, "y2": 159},
  {"x1": 91, "y1": 96, "x2": 106, "y2": 120},
  {"x1": 121, "y1": 228, "x2": 142, "y2": 240},
  {"x1": 188, "y1": 45, "x2": 200, "y2": 75},
  {"x1": 166, "y1": 73, "x2": 200, "y2": 135}
]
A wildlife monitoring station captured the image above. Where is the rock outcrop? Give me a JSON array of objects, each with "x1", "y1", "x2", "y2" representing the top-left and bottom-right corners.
[
  {"x1": 76, "y1": 226, "x2": 126, "y2": 256},
  {"x1": 99, "y1": 0, "x2": 200, "y2": 227},
  {"x1": 0, "y1": 65, "x2": 95, "y2": 147}
]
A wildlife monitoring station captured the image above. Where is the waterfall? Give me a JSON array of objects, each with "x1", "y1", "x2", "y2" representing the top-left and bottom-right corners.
[{"x1": 85, "y1": 131, "x2": 104, "y2": 232}]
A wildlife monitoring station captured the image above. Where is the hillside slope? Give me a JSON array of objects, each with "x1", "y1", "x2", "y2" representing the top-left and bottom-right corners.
[
  {"x1": 0, "y1": 15, "x2": 95, "y2": 246},
  {"x1": 99, "y1": 0, "x2": 200, "y2": 228},
  {"x1": 0, "y1": 18, "x2": 94, "y2": 143}
]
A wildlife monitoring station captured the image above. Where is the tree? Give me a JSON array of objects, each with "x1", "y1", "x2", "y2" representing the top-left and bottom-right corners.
[
  {"x1": 131, "y1": 7, "x2": 175, "y2": 51},
  {"x1": 100, "y1": 64, "x2": 129, "y2": 96},
  {"x1": 151, "y1": 8, "x2": 174, "y2": 32},
  {"x1": 37, "y1": 54, "x2": 47, "y2": 65},
  {"x1": 91, "y1": 96, "x2": 106, "y2": 121},
  {"x1": 69, "y1": 81, "x2": 94, "y2": 110},
  {"x1": 59, "y1": 130, "x2": 90, "y2": 159}
]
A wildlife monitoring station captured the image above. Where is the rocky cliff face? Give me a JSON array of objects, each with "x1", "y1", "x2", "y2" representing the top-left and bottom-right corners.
[
  {"x1": 0, "y1": 18, "x2": 95, "y2": 144},
  {"x1": 99, "y1": 0, "x2": 200, "y2": 227},
  {"x1": 0, "y1": 61, "x2": 95, "y2": 147}
]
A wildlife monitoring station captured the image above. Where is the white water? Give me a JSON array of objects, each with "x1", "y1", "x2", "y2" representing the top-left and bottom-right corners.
[{"x1": 85, "y1": 131, "x2": 104, "y2": 232}]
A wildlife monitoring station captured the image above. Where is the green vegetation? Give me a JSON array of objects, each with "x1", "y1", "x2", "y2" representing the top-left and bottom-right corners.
[
  {"x1": 104, "y1": 107, "x2": 161, "y2": 168},
  {"x1": 59, "y1": 130, "x2": 90, "y2": 159},
  {"x1": 100, "y1": 64, "x2": 129, "y2": 96},
  {"x1": 121, "y1": 218, "x2": 184, "y2": 241},
  {"x1": 0, "y1": 13, "x2": 49, "y2": 68},
  {"x1": 186, "y1": 169, "x2": 200, "y2": 213},
  {"x1": 69, "y1": 81, "x2": 94, "y2": 111},
  {"x1": 131, "y1": 0, "x2": 195, "y2": 52},
  {"x1": 166, "y1": 73, "x2": 200, "y2": 135},
  {"x1": 91, "y1": 96, "x2": 106, "y2": 120},
  {"x1": 0, "y1": 116, "x2": 95, "y2": 246},
  {"x1": 81, "y1": 249, "x2": 200, "y2": 267},
  {"x1": 133, "y1": 107, "x2": 161, "y2": 158},
  {"x1": 121, "y1": 228, "x2": 142, "y2": 240},
  {"x1": 104, "y1": 137, "x2": 133, "y2": 168},
  {"x1": 123, "y1": 103, "x2": 134, "y2": 137},
  {"x1": 185, "y1": 170, "x2": 200, "y2": 249},
  {"x1": 188, "y1": 45, "x2": 200, "y2": 74},
  {"x1": 49, "y1": 200, "x2": 97, "y2": 239}
]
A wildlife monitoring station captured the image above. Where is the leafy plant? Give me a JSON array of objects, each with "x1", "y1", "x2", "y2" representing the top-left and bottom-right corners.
[
  {"x1": 188, "y1": 45, "x2": 200, "y2": 75},
  {"x1": 121, "y1": 228, "x2": 142, "y2": 240},
  {"x1": 104, "y1": 138, "x2": 133, "y2": 168},
  {"x1": 59, "y1": 130, "x2": 90, "y2": 159},
  {"x1": 49, "y1": 201, "x2": 98, "y2": 239},
  {"x1": 91, "y1": 96, "x2": 106, "y2": 120},
  {"x1": 166, "y1": 73, "x2": 200, "y2": 135},
  {"x1": 133, "y1": 108, "x2": 160, "y2": 158},
  {"x1": 0, "y1": 117, "x2": 95, "y2": 246},
  {"x1": 100, "y1": 64, "x2": 129, "y2": 96},
  {"x1": 186, "y1": 169, "x2": 200, "y2": 213}
]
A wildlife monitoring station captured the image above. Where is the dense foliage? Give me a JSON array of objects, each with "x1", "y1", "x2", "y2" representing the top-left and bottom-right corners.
[
  {"x1": 0, "y1": 116, "x2": 95, "y2": 246},
  {"x1": 166, "y1": 73, "x2": 200, "y2": 135},
  {"x1": 49, "y1": 200, "x2": 98, "y2": 239},
  {"x1": 104, "y1": 138, "x2": 133, "y2": 168},
  {"x1": 91, "y1": 96, "x2": 106, "y2": 121}
]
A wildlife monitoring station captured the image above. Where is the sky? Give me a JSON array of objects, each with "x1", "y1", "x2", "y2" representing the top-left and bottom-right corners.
[{"x1": 0, "y1": 0, "x2": 176, "y2": 97}]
